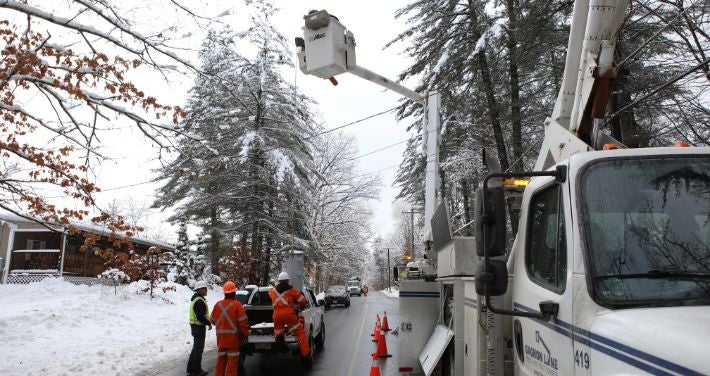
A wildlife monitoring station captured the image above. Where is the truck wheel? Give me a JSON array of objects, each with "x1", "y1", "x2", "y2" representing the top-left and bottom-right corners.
[
  {"x1": 315, "y1": 320, "x2": 325, "y2": 349},
  {"x1": 302, "y1": 334, "x2": 315, "y2": 367}
]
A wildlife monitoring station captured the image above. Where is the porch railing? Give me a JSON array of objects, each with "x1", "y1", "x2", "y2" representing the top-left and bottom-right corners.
[{"x1": 4, "y1": 273, "x2": 115, "y2": 286}]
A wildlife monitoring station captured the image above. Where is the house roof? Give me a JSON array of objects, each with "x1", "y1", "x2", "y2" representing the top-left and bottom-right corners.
[{"x1": 0, "y1": 210, "x2": 175, "y2": 251}]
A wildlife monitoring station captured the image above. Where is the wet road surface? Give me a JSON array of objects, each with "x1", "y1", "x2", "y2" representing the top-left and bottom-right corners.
[{"x1": 150, "y1": 290, "x2": 399, "y2": 376}]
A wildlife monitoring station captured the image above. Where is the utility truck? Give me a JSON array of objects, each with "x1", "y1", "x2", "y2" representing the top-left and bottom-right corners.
[
  {"x1": 347, "y1": 276, "x2": 362, "y2": 296},
  {"x1": 296, "y1": 3, "x2": 709, "y2": 375}
]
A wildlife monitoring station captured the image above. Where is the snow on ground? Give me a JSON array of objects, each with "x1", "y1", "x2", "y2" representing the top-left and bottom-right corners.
[
  {"x1": 0, "y1": 278, "x2": 222, "y2": 376},
  {"x1": 381, "y1": 287, "x2": 399, "y2": 298}
]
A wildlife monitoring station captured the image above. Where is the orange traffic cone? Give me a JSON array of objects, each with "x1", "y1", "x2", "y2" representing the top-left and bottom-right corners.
[
  {"x1": 369, "y1": 352, "x2": 381, "y2": 376},
  {"x1": 375, "y1": 328, "x2": 392, "y2": 358},
  {"x1": 372, "y1": 321, "x2": 381, "y2": 342},
  {"x1": 382, "y1": 311, "x2": 390, "y2": 331}
]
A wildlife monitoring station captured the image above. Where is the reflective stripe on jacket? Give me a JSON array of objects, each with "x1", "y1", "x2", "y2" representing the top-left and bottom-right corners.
[
  {"x1": 212, "y1": 298, "x2": 249, "y2": 349},
  {"x1": 189, "y1": 295, "x2": 210, "y2": 325},
  {"x1": 269, "y1": 286, "x2": 307, "y2": 312}
]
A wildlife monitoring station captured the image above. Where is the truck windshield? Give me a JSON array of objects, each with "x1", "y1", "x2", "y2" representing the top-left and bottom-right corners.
[
  {"x1": 326, "y1": 285, "x2": 346, "y2": 293},
  {"x1": 581, "y1": 156, "x2": 710, "y2": 308}
]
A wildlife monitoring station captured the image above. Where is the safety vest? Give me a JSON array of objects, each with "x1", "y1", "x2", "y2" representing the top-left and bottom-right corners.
[
  {"x1": 212, "y1": 299, "x2": 249, "y2": 349},
  {"x1": 269, "y1": 287, "x2": 306, "y2": 310},
  {"x1": 189, "y1": 295, "x2": 210, "y2": 325}
]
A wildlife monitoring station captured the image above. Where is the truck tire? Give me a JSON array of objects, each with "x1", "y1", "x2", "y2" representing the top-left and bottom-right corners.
[
  {"x1": 302, "y1": 334, "x2": 315, "y2": 367},
  {"x1": 315, "y1": 320, "x2": 325, "y2": 349}
]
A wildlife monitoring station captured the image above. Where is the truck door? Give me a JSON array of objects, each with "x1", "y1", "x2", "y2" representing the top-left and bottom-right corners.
[{"x1": 513, "y1": 177, "x2": 574, "y2": 376}]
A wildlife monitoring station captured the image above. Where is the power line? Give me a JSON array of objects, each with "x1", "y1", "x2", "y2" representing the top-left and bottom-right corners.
[
  {"x1": 604, "y1": 56, "x2": 710, "y2": 126},
  {"x1": 304, "y1": 104, "x2": 402, "y2": 141},
  {"x1": 618, "y1": 0, "x2": 706, "y2": 67},
  {"x1": 99, "y1": 179, "x2": 158, "y2": 192},
  {"x1": 350, "y1": 139, "x2": 409, "y2": 161}
]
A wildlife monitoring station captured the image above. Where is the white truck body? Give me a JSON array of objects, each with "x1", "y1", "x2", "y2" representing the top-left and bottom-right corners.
[{"x1": 295, "y1": 5, "x2": 710, "y2": 375}]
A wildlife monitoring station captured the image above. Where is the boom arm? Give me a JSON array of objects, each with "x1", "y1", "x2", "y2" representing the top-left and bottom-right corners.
[
  {"x1": 535, "y1": 0, "x2": 629, "y2": 170},
  {"x1": 297, "y1": 10, "x2": 440, "y2": 243}
]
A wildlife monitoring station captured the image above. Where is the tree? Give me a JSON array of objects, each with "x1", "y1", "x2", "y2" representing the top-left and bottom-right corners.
[
  {"x1": 168, "y1": 218, "x2": 206, "y2": 286},
  {"x1": 154, "y1": 0, "x2": 319, "y2": 285},
  {"x1": 307, "y1": 132, "x2": 379, "y2": 290},
  {"x1": 388, "y1": 0, "x2": 709, "y2": 235},
  {"x1": 219, "y1": 244, "x2": 253, "y2": 288},
  {"x1": 0, "y1": 1, "x2": 218, "y2": 261}
]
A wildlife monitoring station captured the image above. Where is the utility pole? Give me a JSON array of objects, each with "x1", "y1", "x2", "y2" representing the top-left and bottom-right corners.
[{"x1": 387, "y1": 248, "x2": 391, "y2": 292}]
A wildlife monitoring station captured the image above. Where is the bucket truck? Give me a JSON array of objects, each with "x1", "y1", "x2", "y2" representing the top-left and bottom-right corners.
[{"x1": 296, "y1": 3, "x2": 710, "y2": 375}]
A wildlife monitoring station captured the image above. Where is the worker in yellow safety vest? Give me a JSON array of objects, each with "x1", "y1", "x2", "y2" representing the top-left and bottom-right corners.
[{"x1": 187, "y1": 280, "x2": 212, "y2": 376}]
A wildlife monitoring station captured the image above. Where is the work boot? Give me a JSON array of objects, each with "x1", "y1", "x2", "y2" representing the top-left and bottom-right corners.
[{"x1": 301, "y1": 353, "x2": 313, "y2": 367}]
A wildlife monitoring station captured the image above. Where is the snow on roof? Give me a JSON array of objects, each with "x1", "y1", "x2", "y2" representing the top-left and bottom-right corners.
[{"x1": 0, "y1": 210, "x2": 175, "y2": 251}]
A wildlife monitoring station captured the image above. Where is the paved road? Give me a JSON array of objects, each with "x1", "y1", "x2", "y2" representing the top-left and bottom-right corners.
[{"x1": 148, "y1": 291, "x2": 399, "y2": 376}]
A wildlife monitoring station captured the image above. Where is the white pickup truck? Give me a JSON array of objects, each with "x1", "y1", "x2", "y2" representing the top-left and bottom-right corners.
[{"x1": 240, "y1": 286, "x2": 326, "y2": 368}]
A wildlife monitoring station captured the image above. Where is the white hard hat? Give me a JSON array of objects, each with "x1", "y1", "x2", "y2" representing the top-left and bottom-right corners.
[
  {"x1": 194, "y1": 281, "x2": 208, "y2": 290},
  {"x1": 277, "y1": 271, "x2": 290, "y2": 281}
]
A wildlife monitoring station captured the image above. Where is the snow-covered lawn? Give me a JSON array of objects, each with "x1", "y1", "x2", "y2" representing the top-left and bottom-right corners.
[
  {"x1": 0, "y1": 278, "x2": 222, "y2": 376},
  {"x1": 381, "y1": 287, "x2": 399, "y2": 298}
]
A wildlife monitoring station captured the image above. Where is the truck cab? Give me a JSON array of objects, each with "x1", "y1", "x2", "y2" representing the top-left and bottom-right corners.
[
  {"x1": 509, "y1": 148, "x2": 710, "y2": 375},
  {"x1": 347, "y1": 279, "x2": 362, "y2": 296}
]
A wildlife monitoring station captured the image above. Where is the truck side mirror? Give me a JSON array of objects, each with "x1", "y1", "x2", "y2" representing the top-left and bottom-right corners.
[
  {"x1": 475, "y1": 259, "x2": 508, "y2": 296},
  {"x1": 474, "y1": 186, "x2": 506, "y2": 257}
]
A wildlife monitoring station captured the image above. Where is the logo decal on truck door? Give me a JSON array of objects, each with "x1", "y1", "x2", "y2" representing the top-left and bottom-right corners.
[{"x1": 524, "y1": 330, "x2": 559, "y2": 375}]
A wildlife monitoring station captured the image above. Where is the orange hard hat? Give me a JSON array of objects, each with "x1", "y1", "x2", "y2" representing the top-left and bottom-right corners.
[{"x1": 223, "y1": 281, "x2": 237, "y2": 294}]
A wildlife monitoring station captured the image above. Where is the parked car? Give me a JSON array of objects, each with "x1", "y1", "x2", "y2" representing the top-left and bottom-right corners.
[{"x1": 324, "y1": 285, "x2": 350, "y2": 308}]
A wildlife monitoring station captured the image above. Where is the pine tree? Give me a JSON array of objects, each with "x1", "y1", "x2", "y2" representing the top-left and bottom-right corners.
[
  {"x1": 154, "y1": 0, "x2": 319, "y2": 285},
  {"x1": 168, "y1": 218, "x2": 205, "y2": 286},
  {"x1": 388, "y1": 0, "x2": 708, "y2": 233}
]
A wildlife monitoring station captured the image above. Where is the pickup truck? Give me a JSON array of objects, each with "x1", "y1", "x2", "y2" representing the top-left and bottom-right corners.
[{"x1": 240, "y1": 286, "x2": 325, "y2": 368}]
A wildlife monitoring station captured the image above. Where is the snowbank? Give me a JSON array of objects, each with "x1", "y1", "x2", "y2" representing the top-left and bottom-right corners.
[
  {"x1": 0, "y1": 278, "x2": 222, "y2": 375},
  {"x1": 381, "y1": 287, "x2": 399, "y2": 298}
]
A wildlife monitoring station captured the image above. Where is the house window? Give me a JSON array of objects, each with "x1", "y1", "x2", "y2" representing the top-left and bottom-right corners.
[
  {"x1": 26, "y1": 239, "x2": 47, "y2": 250},
  {"x1": 525, "y1": 184, "x2": 567, "y2": 293}
]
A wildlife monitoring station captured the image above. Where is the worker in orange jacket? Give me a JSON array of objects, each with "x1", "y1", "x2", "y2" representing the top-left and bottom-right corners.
[
  {"x1": 269, "y1": 271, "x2": 311, "y2": 361},
  {"x1": 211, "y1": 281, "x2": 249, "y2": 376}
]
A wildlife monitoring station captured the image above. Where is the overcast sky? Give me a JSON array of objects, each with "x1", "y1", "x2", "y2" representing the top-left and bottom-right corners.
[{"x1": 81, "y1": 0, "x2": 418, "y2": 243}]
